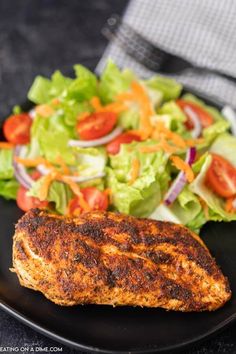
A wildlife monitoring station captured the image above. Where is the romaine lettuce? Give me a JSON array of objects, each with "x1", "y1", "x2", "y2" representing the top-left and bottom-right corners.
[
  {"x1": 28, "y1": 65, "x2": 97, "y2": 105},
  {"x1": 28, "y1": 71, "x2": 72, "y2": 104},
  {"x1": 145, "y1": 75, "x2": 182, "y2": 101},
  {"x1": 190, "y1": 155, "x2": 236, "y2": 221},
  {"x1": 0, "y1": 179, "x2": 19, "y2": 200},
  {"x1": 203, "y1": 120, "x2": 230, "y2": 142},
  {"x1": 99, "y1": 60, "x2": 135, "y2": 103},
  {"x1": 28, "y1": 178, "x2": 72, "y2": 215},
  {"x1": 106, "y1": 141, "x2": 170, "y2": 216},
  {"x1": 170, "y1": 186, "x2": 203, "y2": 225},
  {"x1": 0, "y1": 149, "x2": 14, "y2": 179},
  {"x1": 210, "y1": 133, "x2": 236, "y2": 167},
  {"x1": 74, "y1": 147, "x2": 107, "y2": 176}
]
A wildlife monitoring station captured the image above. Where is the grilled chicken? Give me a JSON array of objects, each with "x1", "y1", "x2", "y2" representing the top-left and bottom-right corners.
[{"x1": 12, "y1": 208, "x2": 231, "y2": 311}]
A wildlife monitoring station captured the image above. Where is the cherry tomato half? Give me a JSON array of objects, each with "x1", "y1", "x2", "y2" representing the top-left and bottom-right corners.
[
  {"x1": 77, "y1": 112, "x2": 117, "y2": 140},
  {"x1": 106, "y1": 132, "x2": 141, "y2": 155},
  {"x1": 69, "y1": 187, "x2": 108, "y2": 215},
  {"x1": 205, "y1": 153, "x2": 236, "y2": 198},
  {"x1": 3, "y1": 113, "x2": 32, "y2": 144},
  {"x1": 176, "y1": 100, "x2": 214, "y2": 129},
  {"x1": 16, "y1": 171, "x2": 48, "y2": 212}
]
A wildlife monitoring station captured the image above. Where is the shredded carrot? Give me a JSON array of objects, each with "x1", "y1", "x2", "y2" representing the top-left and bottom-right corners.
[
  {"x1": 139, "y1": 137, "x2": 178, "y2": 154},
  {"x1": 153, "y1": 122, "x2": 186, "y2": 148},
  {"x1": 0, "y1": 142, "x2": 14, "y2": 149},
  {"x1": 139, "y1": 145, "x2": 161, "y2": 153},
  {"x1": 35, "y1": 104, "x2": 54, "y2": 117},
  {"x1": 90, "y1": 96, "x2": 103, "y2": 111},
  {"x1": 170, "y1": 155, "x2": 194, "y2": 182},
  {"x1": 90, "y1": 96, "x2": 126, "y2": 114},
  {"x1": 161, "y1": 140, "x2": 180, "y2": 154},
  {"x1": 55, "y1": 155, "x2": 70, "y2": 175},
  {"x1": 185, "y1": 138, "x2": 205, "y2": 147},
  {"x1": 104, "y1": 102, "x2": 127, "y2": 113},
  {"x1": 36, "y1": 171, "x2": 90, "y2": 212},
  {"x1": 116, "y1": 92, "x2": 134, "y2": 101},
  {"x1": 131, "y1": 81, "x2": 153, "y2": 140},
  {"x1": 104, "y1": 188, "x2": 112, "y2": 203},
  {"x1": 129, "y1": 158, "x2": 140, "y2": 185},
  {"x1": 14, "y1": 156, "x2": 53, "y2": 169},
  {"x1": 104, "y1": 188, "x2": 112, "y2": 197},
  {"x1": 38, "y1": 172, "x2": 56, "y2": 200},
  {"x1": 51, "y1": 98, "x2": 60, "y2": 106},
  {"x1": 225, "y1": 197, "x2": 236, "y2": 213},
  {"x1": 199, "y1": 198, "x2": 209, "y2": 220},
  {"x1": 60, "y1": 176, "x2": 90, "y2": 212},
  {"x1": 115, "y1": 81, "x2": 154, "y2": 140},
  {"x1": 77, "y1": 112, "x2": 90, "y2": 121},
  {"x1": 71, "y1": 207, "x2": 82, "y2": 217}
]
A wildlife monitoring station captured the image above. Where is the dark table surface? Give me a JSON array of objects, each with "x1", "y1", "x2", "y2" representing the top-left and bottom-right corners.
[{"x1": 0, "y1": 0, "x2": 236, "y2": 353}]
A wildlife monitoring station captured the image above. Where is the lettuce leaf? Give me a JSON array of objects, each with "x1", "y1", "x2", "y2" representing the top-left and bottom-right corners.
[
  {"x1": 170, "y1": 186, "x2": 202, "y2": 225},
  {"x1": 203, "y1": 120, "x2": 230, "y2": 142},
  {"x1": 145, "y1": 76, "x2": 182, "y2": 101},
  {"x1": 106, "y1": 167, "x2": 161, "y2": 217},
  {"x1": 186, "y1": 210, "x2": 206, "y2": 234},
  {"x1": 28, "y1": 178, "x2": 72, "y2": 214},
  {"x1": 210, "y1": 133, "x2": 236, "y2": 167},
  {"x1": 99, "y1": 60, "x2": 135, "y2": 103},
  {"x1": 150, "y1": 187, "x2": 206, "y2": 233},
  {"x1": 118, "y1": 109, "x2": 140, "y2": 130},
  {"x1": 28, "y1": 65, "x2": 97, "y2": 104},
  {"x1": 154, "y1": 101, "x2": 189, "y2": 137},
  {"x1": 106, "y1": 141, "x2": 170, "y2": 216},
  {"x1": 0, "y1": 179, "x2": 19, "y2": 200},
  {"x1": 64, "y1": 65, "x2": 97, "y2": 101},
  {"x1": 0, "y1": 149, "x2": 14, "y2": 179},
  {"x1": 189, "y1": 155, "x2": 236, "y2": 221},
  {"x1": 28, "y1": 71, "x2": 72, "y2": 104},
  {"x1": 74, "y1": 147, "x2": 107, "y2": 176},
  {"x1": 30, "y1": 115, "x2": 76, "y2": 165}
]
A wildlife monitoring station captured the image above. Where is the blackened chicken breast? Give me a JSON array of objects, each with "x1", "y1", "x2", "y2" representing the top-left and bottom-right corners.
[{"x1": 12, "y1": 208, "x2": 231, "y2": 311}]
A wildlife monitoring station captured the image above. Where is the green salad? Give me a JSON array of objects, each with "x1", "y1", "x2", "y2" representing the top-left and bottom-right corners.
[{"x1": 1, "y1": 60, "x2": 236, "y2": 233}]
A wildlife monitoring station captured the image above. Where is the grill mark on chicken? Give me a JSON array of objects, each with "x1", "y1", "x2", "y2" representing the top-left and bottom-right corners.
[{"x1": 13, "y1": 209, "x2": 231, "y2": 311}]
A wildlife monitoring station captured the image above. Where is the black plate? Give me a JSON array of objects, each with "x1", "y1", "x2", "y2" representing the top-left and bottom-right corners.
[{"x1": 1, "y1": 93, "x2": 236, "y2": 353}]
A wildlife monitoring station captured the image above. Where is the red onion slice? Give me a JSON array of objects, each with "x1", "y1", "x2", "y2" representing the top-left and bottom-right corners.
[
  {"x1": 37, "y1": 164, "x2": 105, "y2": 182},
  {"x1": 13, "y1": 145, "x2": 34, "y2": 189},
  {"x1": 28, "y1": 109, "x2": 36, "y2": 119},
  {"x1": 184, "y1": 106, "x2": 202, "y2": 138},
  {"x1": 164, "y1": 147, "x2": 196, "y2": 206},
  {"x1": 221, "y1": 106, "x2": 236, "y2": 136},
  {"x1": 68, "y1": 127, "x2": 123, "y2": 148}
]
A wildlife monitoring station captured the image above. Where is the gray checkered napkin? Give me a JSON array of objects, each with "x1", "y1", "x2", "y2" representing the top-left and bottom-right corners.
[{"x1": 96, "y1": 0, "x2": 236, "y2": 108}]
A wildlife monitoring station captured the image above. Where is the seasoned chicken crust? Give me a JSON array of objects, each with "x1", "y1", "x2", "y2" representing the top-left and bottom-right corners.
[{"x1": 12, "y1": 208, "x2": 231, "y2": 311}]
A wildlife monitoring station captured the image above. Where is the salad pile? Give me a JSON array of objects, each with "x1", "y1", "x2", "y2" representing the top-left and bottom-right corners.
[{"x1": 0, "y1": 61, "x2": 236, "y2": 233}]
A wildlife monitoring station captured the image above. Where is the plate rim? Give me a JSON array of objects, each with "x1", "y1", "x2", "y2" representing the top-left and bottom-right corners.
[{"x1": 1, "y1": 300, "x2": 236, "y2": 353}]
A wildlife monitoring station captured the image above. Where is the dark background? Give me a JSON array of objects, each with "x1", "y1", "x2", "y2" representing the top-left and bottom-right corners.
[{"x1": 0, "y1": 0, "x2": 236, "y2": 353}]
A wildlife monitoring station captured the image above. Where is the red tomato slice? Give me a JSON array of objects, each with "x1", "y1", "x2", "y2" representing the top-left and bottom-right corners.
[
  {"x1": 205, "y1": 153, "x2": 236, "y2": 198},
  {"x1": 3, "y1": 113, "x2": 32, "y2": 144},
  {"x1": 106, "y1": 132, "x2": 141, "y2": 155},
  {"x1": 16, "y1": 186, "x2": 49, "y2": 212},
  {"x1": 77, "y1": 112, "x2": 117, "y2": 140},
  {"x1": 176, "y1": 100, "x2": 214, "y2": 129},
  {"x1": 69, "y1": 187, "x2": 108, "y2": 215},
  {"x1": 16, "y1": 171, "x2": 48, "y2": 212}
]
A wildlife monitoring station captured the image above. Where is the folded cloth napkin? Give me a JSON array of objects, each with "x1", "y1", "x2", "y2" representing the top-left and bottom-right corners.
[{"x1": 96, "y1": 0, "x2": 236, "y2": 107}]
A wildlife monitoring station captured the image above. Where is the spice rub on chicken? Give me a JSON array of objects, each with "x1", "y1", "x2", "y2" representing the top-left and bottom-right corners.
[{"x1": 12, "y1": 208, "x2": 231, "y2": 311}]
